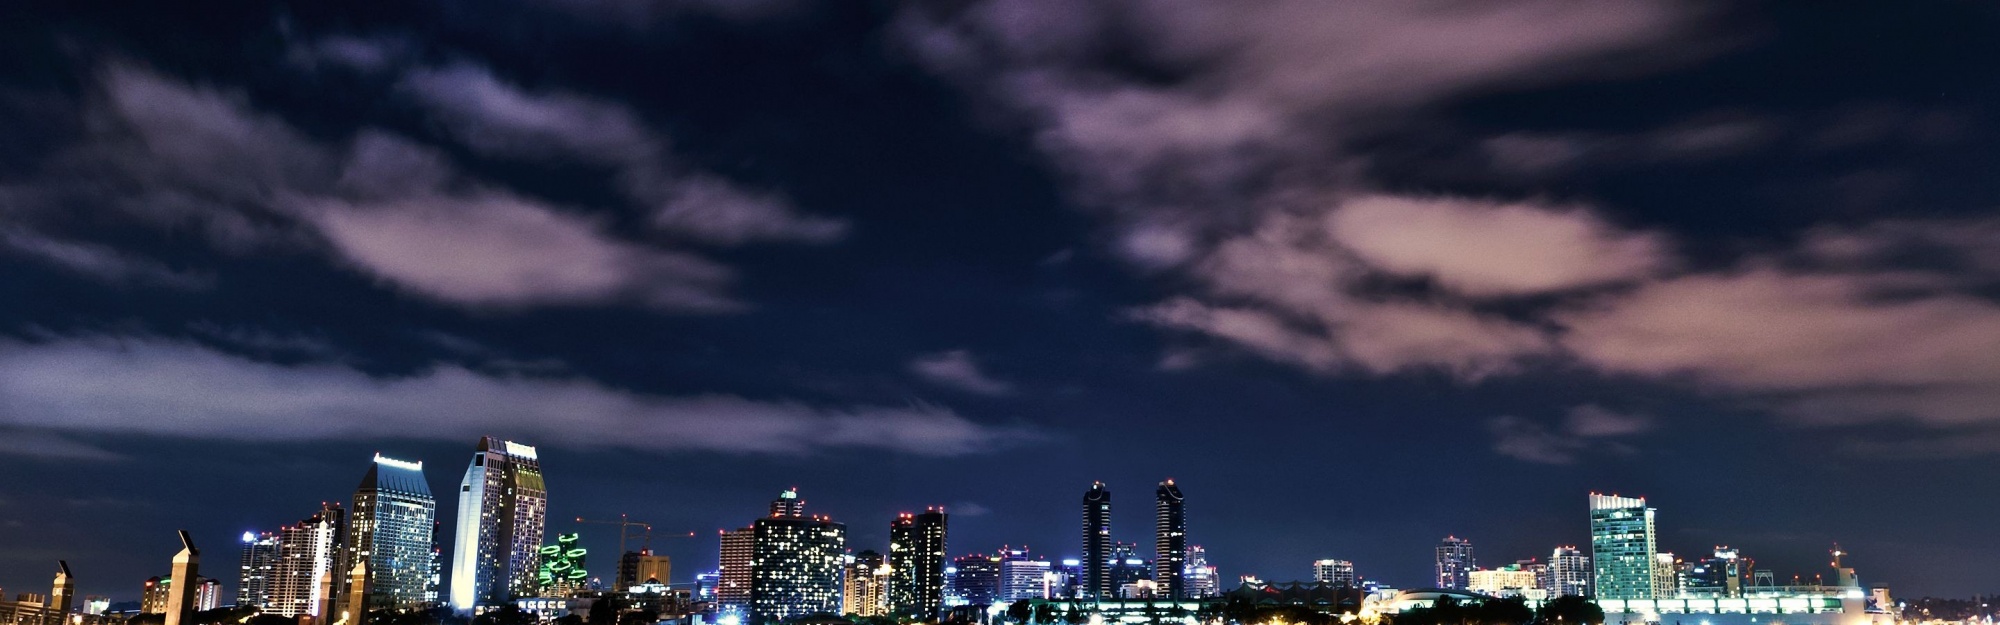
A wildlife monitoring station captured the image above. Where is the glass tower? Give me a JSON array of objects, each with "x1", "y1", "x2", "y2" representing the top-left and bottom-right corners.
[
  {"x1": 347, "y1": 454, "x2": 439, "y2": 610},
  {"x1": 1154, "y1": 480, "x2": 1186, "y2": 599},
  {"x1": 237, "y1": 531, "x2": 280, "y2": 610},
  {"x1": 1589, "y1": 493, "x2": 1659, "y2": 600},
  {"x1": 1081, "y1": 482, "x2": 1112, "y2": 599},
  {"x1": 889, "y1": 508, "x2": 947, "y2": 618},
  {"x1": 1435, "y1": 536, "x2": 1475, "y2": 590},
  {"x1": 449, "y1": 437, "x2": 548, "y2": 612}
]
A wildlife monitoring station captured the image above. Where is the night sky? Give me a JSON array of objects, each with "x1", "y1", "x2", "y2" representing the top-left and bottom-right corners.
[{"x1": 3, "y1": 0, "x2": 1998, "y2": 603}]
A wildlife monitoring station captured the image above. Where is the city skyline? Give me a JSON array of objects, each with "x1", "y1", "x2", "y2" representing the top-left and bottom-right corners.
[{"x1": 4, "y1": 0, "x2": 2000, "y2": 607}]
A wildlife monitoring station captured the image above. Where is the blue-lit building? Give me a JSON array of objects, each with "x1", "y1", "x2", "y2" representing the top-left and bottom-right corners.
[{"x1": 347, "y1": 454, "x2": 439, "y2": 610}]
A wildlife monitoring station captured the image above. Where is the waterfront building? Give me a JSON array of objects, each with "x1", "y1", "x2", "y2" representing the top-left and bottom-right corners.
[
  {"x1": 842, "y1": 551, "x2": 890, "y2": 617},
  {"x1": 1549, "y1": 546, "x2": 1591, "y2": 598},
  {"x1": 1183, "y1": 546, "x2": 1218, "y2": 598},
  {"x1": 1154, "y1": 480, "x2": 1186, "y2": 599},
  {"x1": 1590, "y1": 493, "x2": 1658, "y2": 600},
  {"x1": 889, "y1": 509, "x2": 948, "y2": 618},
  {"x1": 747, "y1": 503, "x2": 846, "y2": 624},
  {"x1": 1312, "y1": 560, "x2": 1355, "y2": 587},
  {"x1": 1435, "y1": 537, "x2": 1475, "y2": 591},
  {"x1": 271, "y1": 503, "x2": 344, "y2": 617},
  {"x1": 449, "y1": 437, "x2": 548, "y2": 612},
  {"x1": 237, "y1": 532, "x2": 280, "y2": 610},
  {"x1": 348, "y1": 454, "x2": 439, "y2": 610},
  {"x1": 1082, "y1": 482, "x2": 1112, "y2": 599}
]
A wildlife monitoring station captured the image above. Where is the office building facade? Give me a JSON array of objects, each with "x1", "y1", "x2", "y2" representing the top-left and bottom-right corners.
[
  {"x1": 1154, "y1": 480, "x2": 1186, "y2": 599},
  {"x1": 889, "y1": 509, "x2": 947, "y2": 618},
  {"x1": 1590, "y1": 493, "x2": 1659, "y2": 600},
  {"x1": 1549, "y1": 546, "x2": 1591, "y2": 598},
  {"x1": 1435, "y1": 537, "x2": 1475, "y2": 591},
  {"x1": 998, "y1": 548, "x2": 1051, "y2": 603},
  {"x1": 748, "y1": 513, "x2": 846, "y2": 623},
  {"x1": 348, "y1": 454, "x2": 439, "y2": 610},
  {"x1": 717, "y1": 527, "x2": 757, "y2": 617},
  {"x1": 1183, "y1": 546, "x2": 1218, "y2": 598},
  {"x1": 449, "y1": 437, "x2": 547, "y2": 612},
  {"x1": 947, "y1": 554, "x2": 1001, "y2": 607},
  {"x1": 1081, "y1": 482, "x2": 1112, "y2": 599}
]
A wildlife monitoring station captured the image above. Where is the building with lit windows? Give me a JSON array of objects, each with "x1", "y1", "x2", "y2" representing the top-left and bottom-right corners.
[
  {"x1": 1548, "y1": 546, "x2": 1590, "y2": 598},
  {"x1": 1686, "y1": 546, "x2": 1752, "y2": 598},
  {"x1": 238, "y1": 532, "x2": 280, "y2": 610},
  {"x1": 1590, "y1": 493, "x2": 1659, "y2": 600},
  {"x1": 717, "y1": 527, "x2": 756, "y2": 618},
  {"x1": 535, "y1": 533, "x2": 589, "y2": 597},
  {"x1": 1109, "y1": 543, "x2": 1150, "y2": 598},
  {"x1": 1435, "y1": 537, "x2": 1475, "y2": 591},
  {"x1": 1468, "y1": 565, "x2": 1542, "y2": 599},
  {"x1": 1081, "y1": 482, "x2": 1112, "y2": 600},
  {"x1": 1153, "y1": 481, "x2": 1186, "y2": 599},
  {"x1": 998, "y1": 548, "x2": 1051, "y2": 603},
  {"x1": 1183, "y1": 546, "x2": 1218, "y2": 598},
  {"x1": 947, "y1": 554, "x2": 1000, "y2": 607},
  {"x1": 348, "y1": 454, "x2": 439, "y2": 610},
  {"x1": 842, "y1": 551, "x2": 890, "y2": 617},
  {"x1": 1312, "y1": 560, "x2": 1355, "y2": 588},
  {"x1": 889, "y1": 509, "x2": 947, "y2": 618},
  {"x1": 747, "y1": 502, "x2": 846, "y2": 624},
  {"x1": 271, "y1": 503, "x2": 344, "y2": 617},
  {"x1": 449, "y1": 437, "x2": 547, "y2": 613}
]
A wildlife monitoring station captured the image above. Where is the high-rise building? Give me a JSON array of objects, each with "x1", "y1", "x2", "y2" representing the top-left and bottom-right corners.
[
  {"x1": 998, "y1": 547, "x2": 1051, "y2": 603},
  {"x1": 193, "y1": 579, "x2": 221, "y2": 612},
  {"x1": 238, "y1": 532, "x2": 280, "y2": 610},
  {"x1": 449, "y1": 437, "x2": 548, "y2": 612},
  {"x1": 142, "y1": 577, "x2": 171, "y2": 614},
  {"x1": 1589, "y1": 493, "x2": 1658, "y2": 600},
  {"x1": 889, "y1": 509, "x2": 947, "y2": 618},
  {"x1": 1154, "y1": 480, "x2": 1187, "y2": 599},
  {"x1": 272, "y1": 503, "x2": 344, "y2": 617},
  {"x1": 1052, "y1": 559, "x2": 1082, "y2": 599},
  {"x1": 347, "y1": 454, "x2": 439, "y2": 611},
  {"x1": 1686, "y1": 547, "x2": 1750, "y2": 598},
  {"x1": 946, "y1": 554, "x2": 1000, "y2": 607},
  {"x1": 1312, "y1": 560, "x2": 1355, "y2": 587},
  {"x1": 717, "y1": 527, "x2": 756, "y2": 617},
  {"x1": 770, "y1": 489, "x2": 805, "y2": 517},
  {"x1": 842, "y1": 551, "x2": 890, "y2": 617},
  {"x1": 747, "y1": 501, "x2": 846, "y2": 624},
  {"x1": 1515, "y1": 559, "x2": 1550, "y2": 598},
  {"x1": 1548, "y1": 546, "x2": 1591, "y2": 598},
  {"x1": 1653, "y1": 553, "x2": 1680, "y2": 598},
  {"x1": 1435, "y1": 537, "x2": 1475, "y2": 590},
  {"x1": 1081, "y1": 482, "x2": 1112, "y2": 600},
  {"x1": 1183, "y1": 546, "x2": 1218, "y2": 598},
  {"x1": 143, "y1": 576, "x2": 218, "y2": 614},
  {"x1": 618, "y1": 551, "x2": 672, "y2": 590}
]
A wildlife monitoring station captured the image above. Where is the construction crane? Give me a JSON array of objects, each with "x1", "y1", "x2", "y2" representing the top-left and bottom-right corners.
[{"x1": 575, "y1": 514, "x2": 653, "y2": 556}]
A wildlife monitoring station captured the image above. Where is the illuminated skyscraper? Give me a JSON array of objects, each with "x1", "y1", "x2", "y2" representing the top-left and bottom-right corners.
[
  {"x1": 1312, "y1": 560, "x2": 1355, "y2": 587},
  {"x1": 237, "y1": 532, "x2": 280, "y2": 610},
  {"x1": 1589, "y1": 493, "x2": 1659, "y2": 600},
  {"x1": 347, "y1": 454, "x2": 439, "y2": 610},
  {"x1": 748, "y1": 499, "x2": 846, "y2": 624},
  {"x1": 842, "y1": 551, "x2": 890, "y2": 617},
  {"x1": 1548, "y1": 546, "x2": 1591, "y2": 598},
  {"x1": 1081, "y1": 482, "x2": 1111, "y2": 600},
  {"x1": 717, "y1": 527, "x2": 756, "y2": 617},
  {"x1": 770, "y1": 489, "x2": 804, "y2": 517},
  {"x1": 1435, "y1": 537, "x2": 1475, "y2": 590},
  {"x1": 946, "y1": 554, "x2": 1000, "y2": 607},
  {"x1": 1154, "y1": 480, "x2": 1186, "y2": 599},
  {"x1": 889, "y1": 509, "x2": 947, "y2": 618},
  {"x1": 449, "y1": 437, "x2": 548, "y2": 612},
  {"x1": 272, "y1": 503, "x2": 344, "y2": 617}
]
